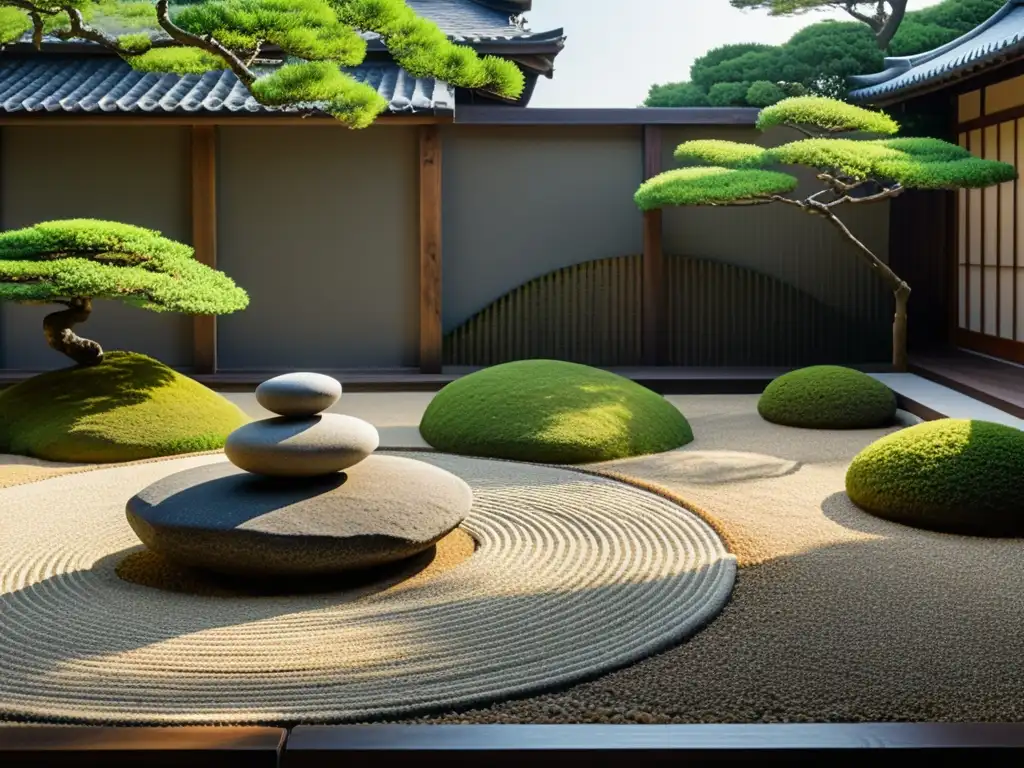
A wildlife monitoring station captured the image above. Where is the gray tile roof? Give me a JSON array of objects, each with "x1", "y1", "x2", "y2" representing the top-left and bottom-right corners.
[
  {"x1": 405, "y1": 0, "x2": 533, "y2": 41},
  {"x1": 849, "y1": 0, "x2": 1024, "y2": 102},
  {"x1": 0, "y1": 0, "x2": 564, "y2": 117},
  {"x1": 0, "y1": 56, "x2": 454, "y2": 115}
]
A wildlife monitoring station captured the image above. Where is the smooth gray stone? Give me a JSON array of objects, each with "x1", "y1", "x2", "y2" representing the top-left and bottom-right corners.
[
  {"x1": 225, "y1": 414, "x2": 379, "y2": 477},
  {"x1": 256, "y1": 372, "x2": 342, "y2": 417},
  {"x1": 126, "y1": 455, "x2": 473, "y2": 576}
]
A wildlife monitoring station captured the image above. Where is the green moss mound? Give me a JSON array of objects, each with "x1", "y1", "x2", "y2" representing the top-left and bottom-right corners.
[
  {"x1": 420, "y1": 359, "x2": 693, "y2": 464},
  {"x1": 846, "y1": 419, "x2": 1024, "y2": 536},
  {"x1": 0, "y1": 351, "x2": 248, "y2": 463},
  {"x1": 758, "y1": 365, "x2": 897, "y2": 429}
]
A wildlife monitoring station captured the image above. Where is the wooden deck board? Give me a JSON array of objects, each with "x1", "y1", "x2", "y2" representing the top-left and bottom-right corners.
[
  {"x1": 286, "y1": 723, "x2": 1024, "y2": 765},
  {"x1": 0, "y1": 725, "x2": 284, "y2": 767},
  {"x1": 911, "y1": 350, "x2": 1024, "y2": 419}
]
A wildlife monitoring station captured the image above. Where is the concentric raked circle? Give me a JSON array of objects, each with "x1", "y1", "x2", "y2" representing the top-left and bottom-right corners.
[{"x1": 0, "y1": 451, "x2": 735, "y2": 725}]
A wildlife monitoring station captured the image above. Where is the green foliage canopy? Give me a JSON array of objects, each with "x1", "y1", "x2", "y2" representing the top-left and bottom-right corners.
[
  {"x1": 0, "y1": 1, "x2": 525, "y2": 128},
  {"x1": 635, "y1": 166, "x2": 798, "y2": 210},
  {"x1": 635, "y1": 97, "x2": 1018, "y2": 211},
  {"x1": 644, "y1": 0, "x2": 1004, "y2": 108},
  {"x1": 673, "y1": 139, "x2": 769, "y2": 168},
  {"x1": 756, "y1": 94, "x2": 898, "y2": 133},
  {"x1": 729, "y1": 1, "x2": 909, "y2": 47},
  {"x1": 746, "y1": 80, "x2": 788, "y2": 107},
  {"x1": 0, "y1": 219, "x2": 249, "y2": 315}
]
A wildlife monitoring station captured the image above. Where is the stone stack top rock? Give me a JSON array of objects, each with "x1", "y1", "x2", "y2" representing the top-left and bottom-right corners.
[
  {"x1": 226, "y1": 372, "x2": 379, "y2": 478},
  {"x1": 256, "y1": 372, "x2": 342, "y2": 417}
]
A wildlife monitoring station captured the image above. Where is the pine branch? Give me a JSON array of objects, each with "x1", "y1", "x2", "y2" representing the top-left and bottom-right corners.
[
  {"x1": 827, "y1": 183, "x2": 903, "y2": 207},
  {"x1": 154, "y1": 0, "x2": 256, "y2": 85},
  {"x1": 804, "y1": 198, "x2": 902, "y2": 291},
  {"x1": 53, "y1": 7, "x2": 144, "y2": 56},
  {"x1": 876, "y1": 0, "x2": 908, "y2": 51},
  {"x1": 783, "y1": 121, "x2": 818, "y2": 138},
  {"x1": 29, "y1": 9, "x2": 41, "y2": 49},
  {"x1": 841, "y1": 1, "x2": 883, "y2": 32}
]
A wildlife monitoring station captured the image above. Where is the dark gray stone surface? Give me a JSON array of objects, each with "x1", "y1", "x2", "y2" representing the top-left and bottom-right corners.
[{"x1": 125, "y1": 455, "x2": 472, "y2": 576}]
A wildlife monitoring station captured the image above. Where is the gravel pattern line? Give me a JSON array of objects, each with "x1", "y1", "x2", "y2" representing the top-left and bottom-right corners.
[
  {"x1": 0, "y1": 452, "x2": 735, "y2": 725},
  {"x1": 397, "y1": 396, "x2": 1024, "y2": 724},
  {"x1": 5, "y1": 394, "x2": 1024, "y2": 725}
]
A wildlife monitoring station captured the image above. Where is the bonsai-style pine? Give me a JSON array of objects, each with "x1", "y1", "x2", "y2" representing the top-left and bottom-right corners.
[
  {"x1": 846, "y1": 418, "x2": 1024, "y2": 536},
  {"x1": 419, "y1": 359, "x2": 694, "y2": 464},
  {"x1": 758, "y1": 365, "x2": 897, "y2": 429},
  {"x1": 0, "y1": 219, "x2": 248, "y2": 366},
  {"x1": 635, "y1": 96, "x2": 1017, "y2": 371},
  {"x1": 0, "y1": 220, "x2": 249, "y2": 462},
  {"x1": 0, "y1": 0, "x2": 525, "y2": 129}
]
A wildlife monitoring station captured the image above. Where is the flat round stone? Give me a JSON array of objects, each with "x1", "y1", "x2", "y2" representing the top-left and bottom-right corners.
[
  {"x1": 125, "y1": 455, "x2": 473, "y2": 576},
  {"x1": 225, "y1": 414, "x2": 379, "y2": 477},
  {"x1": 256, "y1": 372, "x2": 342, "y2": 417}
]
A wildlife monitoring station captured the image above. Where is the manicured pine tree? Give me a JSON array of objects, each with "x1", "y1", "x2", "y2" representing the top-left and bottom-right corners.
[
  {"x1": 634, "y1": 96, "x2": 1017, "y2": 371},
  {"x1": 0, "y1": 220, "x2": 249, "y2": 365}
]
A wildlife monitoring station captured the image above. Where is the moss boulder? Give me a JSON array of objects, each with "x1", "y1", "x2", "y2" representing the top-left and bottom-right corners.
[
  {"x1": 0, "y1": 351, "x2": 248, "y2": 463},
  {"x1": 758, "y1": 365, "x2": 897, "y2": 429},
  {"x1": 420, "y1": 359, "x2": 693, "y2": 464},
  {"x1": 846, "y1": 419, "x2": 1024, "y2": 536}
]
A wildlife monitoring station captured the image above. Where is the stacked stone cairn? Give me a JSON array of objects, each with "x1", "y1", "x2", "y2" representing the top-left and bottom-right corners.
[{"x1": 126, "y1": 373, "x2": 472, "y2": 578}]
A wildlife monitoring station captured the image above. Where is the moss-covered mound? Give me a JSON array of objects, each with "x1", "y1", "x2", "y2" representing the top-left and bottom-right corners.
[
  {"x1": 419, "y1": 359, "x2": 693, "y2": 464},
  {"x1": 0, "y1": 351, "x2": 248, "y2": 463},
  {"x1": 846, "y1": 419, "x2": 1024, "y2": 536},
  {"x1": 758, "y1": 365, "x2": 897, "y2": 429}
]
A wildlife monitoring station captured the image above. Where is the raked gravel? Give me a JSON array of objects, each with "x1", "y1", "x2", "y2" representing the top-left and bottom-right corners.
[
  {"x1": 0, "y1": 450, "x2": 734, "y2": 725},
  {"x1": 3, "y1": 394, "x2": 1024, "y2": 724}
]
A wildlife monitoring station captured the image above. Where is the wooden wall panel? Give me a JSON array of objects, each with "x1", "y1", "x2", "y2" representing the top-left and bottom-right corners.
[
  {"x1": 419, "y1": 124, "x2": 443, "y2": 374},
  {"x1": 191, "y1": 125, "x2": 218, "y2": 374},
  {"x1": 641, "y1": 124, "x2": 666, "y2": 366}
]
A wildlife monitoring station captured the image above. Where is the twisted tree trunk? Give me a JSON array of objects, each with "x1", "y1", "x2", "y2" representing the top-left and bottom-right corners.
[
  {"x1": 813, "y1": 206, "x2": 911, "y2": 372},
  {"x1": 43, "y1": 298, "x2": 104, "y2": 366},
  {"x1": 892, "y1": 281, "x2": 910, "y2": 372}
]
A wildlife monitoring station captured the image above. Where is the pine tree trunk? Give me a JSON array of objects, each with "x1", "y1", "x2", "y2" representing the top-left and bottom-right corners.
[
  {"x1": 810, "y1": 205, "x2": 912, "y2": 374},
  {"x1": 43, "y1": 299, "x2": 104, "y2": 366},
  {"x1": 892, "y1": 284, "x2": 910, "y2": 372}
]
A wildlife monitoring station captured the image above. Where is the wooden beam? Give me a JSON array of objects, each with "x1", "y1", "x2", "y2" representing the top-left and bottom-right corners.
[
  {"x1": 642, "y1": 124, "x2": 666, "y2": 366},
  {"x1": 0, "y1": 725, "x2": 285, "y2": 767},
  {"x1": 419, "y1": 124, "x2": 443, "y2": 374},
  {"x1": 190, "y1": 125, "x2": 218, "y2": 374},
  {"x1": 286, "y1": 723, "x2": 1024, "y2": 765}
]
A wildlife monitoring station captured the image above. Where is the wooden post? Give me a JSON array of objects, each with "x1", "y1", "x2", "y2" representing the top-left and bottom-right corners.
[
  {"x1": 642, "y1": 124, "x2": 667, "y2": 366},
  {"x1": 190, "y1": 125, "x2": 218, "y2": 374},
  {"x1": 419, "y1": 124, "x2": 443, "y2": 374}
]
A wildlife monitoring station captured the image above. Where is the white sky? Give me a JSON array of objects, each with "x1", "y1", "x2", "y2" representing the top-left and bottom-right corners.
[{"x1": 523, "y1": 0, "x2": 947, "y2": 107}]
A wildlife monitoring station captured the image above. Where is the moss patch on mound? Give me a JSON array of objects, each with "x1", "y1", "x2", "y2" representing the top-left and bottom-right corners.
[
  {"x1": 0, "y1": 351, "x2": 248, "y2": 463},
  {"x1": 758, "y1": 365, "x2": 897, "y2": 429},
  {"x1": 420, "y1": 359, "x2": 693, "y2": 464},
  {"x1": 846, "y1": 418, "x2": 1024, "y2": 536}
]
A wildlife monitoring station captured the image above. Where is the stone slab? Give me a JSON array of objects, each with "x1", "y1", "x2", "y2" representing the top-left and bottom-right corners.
[{"x1": 126, "y1": 455, "x2": 472, "y2": 576}]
